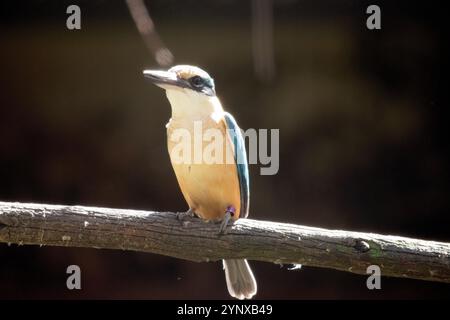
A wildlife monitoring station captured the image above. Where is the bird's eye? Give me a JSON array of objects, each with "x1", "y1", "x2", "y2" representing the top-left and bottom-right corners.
[{"x1": 190, "y1": 76, "x2": 204, "y2": 88}]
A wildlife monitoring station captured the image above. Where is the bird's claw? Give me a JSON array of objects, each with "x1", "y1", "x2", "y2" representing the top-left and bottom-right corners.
[
  {"x1": 177, "y1": 208, "x2": 196, "y2": 221},
  {"x1": 218, "y1": 206, "x2": 236, "y2": 235}
]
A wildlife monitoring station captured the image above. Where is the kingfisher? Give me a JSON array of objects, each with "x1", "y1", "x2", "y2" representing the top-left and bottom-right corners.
[{"x1": 143, "y1": 65, "x2": 257, "y2": 299}]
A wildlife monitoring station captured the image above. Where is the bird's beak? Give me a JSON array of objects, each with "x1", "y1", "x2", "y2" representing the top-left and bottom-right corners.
[{"x1": 143, "y1": 70, "x2": 184, "y2": 90}]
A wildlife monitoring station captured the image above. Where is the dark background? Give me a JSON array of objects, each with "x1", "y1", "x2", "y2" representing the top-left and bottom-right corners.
[{"x1": 0, "y1": 0, "x2": 449, "y2": 299}]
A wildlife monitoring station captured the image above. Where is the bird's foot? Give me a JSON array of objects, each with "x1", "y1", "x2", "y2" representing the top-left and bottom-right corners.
[
  {"x1": 218, "y1": 205, "x2": 236, "y2": 235},
  {"x1": 177, "y1": 208, "x2": 196, "y2": 222}
]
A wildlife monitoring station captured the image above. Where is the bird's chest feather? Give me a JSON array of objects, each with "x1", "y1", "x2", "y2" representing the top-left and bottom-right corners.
[{"x1": 166, "y1": 116, "x2": 241, "y2": 220}]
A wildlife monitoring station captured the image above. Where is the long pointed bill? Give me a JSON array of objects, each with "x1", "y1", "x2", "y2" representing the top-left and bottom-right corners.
[{"x1": 143, "y1": 70, "x2": 186, "y2": 89}]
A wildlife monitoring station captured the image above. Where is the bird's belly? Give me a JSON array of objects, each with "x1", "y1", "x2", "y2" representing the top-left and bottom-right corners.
[{"x1": 170, "y1": 162, "x2": 241, "y2": 220}]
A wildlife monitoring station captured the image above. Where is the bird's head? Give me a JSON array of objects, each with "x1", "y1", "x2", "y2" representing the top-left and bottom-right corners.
[
  {"x1": 143, "y1": 65, "x2": 221, "y2": 119},
  {"x1": 144, "y1": 65, "x2": 215, "y2": 96}
]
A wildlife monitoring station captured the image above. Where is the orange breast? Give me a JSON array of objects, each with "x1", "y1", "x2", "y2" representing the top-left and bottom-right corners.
[{"x1": 167, "y1": 116, "x2": 241, "y2": 220}]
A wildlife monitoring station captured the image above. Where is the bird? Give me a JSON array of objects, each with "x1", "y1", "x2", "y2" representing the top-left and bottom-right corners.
[{"x1": 143, "y1": 65, "x2": 257, "y2": 300}]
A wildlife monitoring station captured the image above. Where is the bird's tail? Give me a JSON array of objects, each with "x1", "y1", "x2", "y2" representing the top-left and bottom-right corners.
[{"x1": 223, "y1": 259, "x2": 257, "y2": 299}]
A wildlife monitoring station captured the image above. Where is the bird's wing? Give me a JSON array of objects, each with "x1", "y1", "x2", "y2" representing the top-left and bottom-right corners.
[{"x1": 224, "y1": 112, "x2": 250, "y2": 218}]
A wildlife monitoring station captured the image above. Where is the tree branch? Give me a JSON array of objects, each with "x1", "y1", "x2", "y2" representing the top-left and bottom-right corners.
[{"x1": 1, "y1": 201, "x2": 449, "y2": 283}]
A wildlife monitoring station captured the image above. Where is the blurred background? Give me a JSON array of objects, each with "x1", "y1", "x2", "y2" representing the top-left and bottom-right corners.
[{"x1": 1, "y1": 0, "x2": 449, "y2": 299}]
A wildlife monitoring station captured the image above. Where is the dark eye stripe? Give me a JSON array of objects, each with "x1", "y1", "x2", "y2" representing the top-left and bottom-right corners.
[
  {"x1": 187, "y1": 75, "x2": 216, "y2": 96},
  {"x1": 204, "y1": 78, "x2": 214, "y2": 89},
  {"x1": 189, "y1": 76, "x2": 204, "y2": 88}
]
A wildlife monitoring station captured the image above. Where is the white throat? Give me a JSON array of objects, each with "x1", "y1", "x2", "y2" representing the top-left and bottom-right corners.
[{"x1": 165, "y1": 88, "x2": 224, "y2": 122}]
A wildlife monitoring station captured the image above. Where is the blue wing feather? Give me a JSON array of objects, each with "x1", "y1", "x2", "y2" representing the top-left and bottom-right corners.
[{"x1": 224, "y1": 112, "x2": 250, "y2": 218}]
